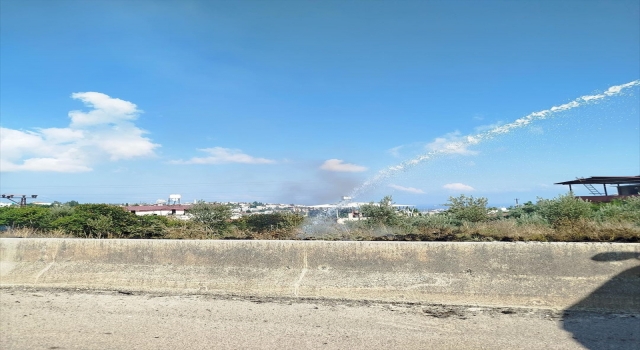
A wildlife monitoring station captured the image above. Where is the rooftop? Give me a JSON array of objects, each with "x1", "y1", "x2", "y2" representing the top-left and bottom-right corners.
[{"x1": 555, "y1": 176, "x2": 640, "y2": 186}]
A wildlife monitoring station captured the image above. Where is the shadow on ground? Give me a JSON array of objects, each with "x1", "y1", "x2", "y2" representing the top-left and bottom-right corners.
[{"x1": 562, "y1": 252, "x2": 640, "y2": 350}]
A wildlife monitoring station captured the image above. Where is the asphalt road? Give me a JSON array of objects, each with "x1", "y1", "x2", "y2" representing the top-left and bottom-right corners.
[{"x1": 1, "y1": 287, "x2": 638, "y2": 350}]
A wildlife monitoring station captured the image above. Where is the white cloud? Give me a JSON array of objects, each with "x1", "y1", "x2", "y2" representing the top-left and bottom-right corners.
[
  {"x1": 90, "y1": 123, "x2": 159, "y2": 160},
  {"x1": 38, "y1": 127, "x2": 85, "y2": 143},
  {"x1": 387, "y1": 145, "x2": 403, "y2": 158},
  {"x1": 443, "y1": 183, "x2": 475, "y2": 191},
  {"x1": 69, "y1": 92, "x2": 140, "y2": 127},
  {"x1": 426, "y1": 131, "x2": 479, "y2": 155},
  {"x1": 389, "y1": 184, "x2": 425, "y2": 194},
  {"x1": 319, "y1": 159, "x2": 368, "y2": 172},
  {"x1": 171, "y1": 147, "x2": 276, "y2": 165},
  {"x1": 0, "y1": 92, "x2": 159, "y2": 172}
]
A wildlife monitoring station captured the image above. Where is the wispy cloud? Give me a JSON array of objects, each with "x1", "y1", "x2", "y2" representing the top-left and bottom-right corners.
[
  {"x1": 389, "y1": 184, "x2": 425, "y2": 194},
  {"x1": 171, "y1": 147, "x2": 276, "y2": 165},
  {"x1": 0, "y1": 92, "x2": 159, "y2": 172},
  {"x1": 320, "y1": 159, "x2": 367, "y2": 172},
  {"x1": 387, "y1": 145, "x2": 404, "y2": 158},
  {"x1": 443, "y1": 183, "x2": 475, "y2": 191},
  {"x1": 473, "y1": 121, "x2": 504, "y2": 133},
  {"x1": 426, "y1": 131, "x2": 479, "y2": 155}
]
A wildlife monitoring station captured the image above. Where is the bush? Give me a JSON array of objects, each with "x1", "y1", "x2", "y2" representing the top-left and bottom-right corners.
[
  {"x1": 237, "y1": 212, "x2": 305, "y2": 232},
  {"x1": 51, "y1": 214, "x2": 87, "y2": 235},
  {"x1": 129, "y1": 215, "x2": 169, "y2": 239},
  {"x1": 506, "y1": 201, "x2": 539, "y2": 219},
  {"x1": 536, "y1": 193, "x2": 593, "y2": 227},
  {"x1": 594, "y1": 196, "x2": 640, "y2": 224},
  {"x1": 444, "y1": 195, "x2": 489, "y2": 223},
  {"x1": 409, "y1": 213, "x2": 460, "y2": 231},
  {"x1": 360, "y1": 196, "x2": 401, "y2": 227},
  {"x1": 50, "y1": 204, "x2": 142, "y2": 238},
  {"x1": 0, "y1": 206, "x2": 52, "y2": 230},
  {"x1": 188, "y1": 202, "x2": 232, "y2": 234}
]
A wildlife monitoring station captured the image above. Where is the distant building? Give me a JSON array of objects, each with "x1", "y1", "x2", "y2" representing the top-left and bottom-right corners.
[
  {"x1": 555, "y1": 176, "x2": 640, "y2": 202},
  {"x1": 125, "y1": 204, "x2": 192, "y2": 219}
]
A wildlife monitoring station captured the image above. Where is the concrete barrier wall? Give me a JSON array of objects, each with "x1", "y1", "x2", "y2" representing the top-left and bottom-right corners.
[{"x1": 1, "y1": 238, "x2": 638, "y2": 311}]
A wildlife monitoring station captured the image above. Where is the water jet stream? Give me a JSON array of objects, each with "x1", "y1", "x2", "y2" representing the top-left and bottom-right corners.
[
  {"x1": 345, "y1": 80, "x2": 640, "y2": 205},
  {"x1": 301, "y1": 80, "x2": 639, "y2": 234}
]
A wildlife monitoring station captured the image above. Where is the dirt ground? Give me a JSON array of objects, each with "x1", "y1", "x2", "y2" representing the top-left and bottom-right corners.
[{"x1": 1, "y1": 287, "x2": 638, "y2": 350}]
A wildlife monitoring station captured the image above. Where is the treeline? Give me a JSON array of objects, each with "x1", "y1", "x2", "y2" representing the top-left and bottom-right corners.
[
  {"x1": 0, "y1": 202, "x2": 304, "y2": 239},
  {"x1": 1, "y1": 193, "x2": 639, "y2": 242}
]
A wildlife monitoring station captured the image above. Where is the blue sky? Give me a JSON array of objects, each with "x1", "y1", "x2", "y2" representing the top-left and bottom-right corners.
[{"x1": 1, "y1": 0, "x2": 639, "y2": 207}]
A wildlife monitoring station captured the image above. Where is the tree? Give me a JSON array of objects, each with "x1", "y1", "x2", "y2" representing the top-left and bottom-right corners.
[
  {"x1": 360, "y1": 195, "x2": 401, "y2": 226},
  {"x1": 444, "y1": 195, "x2": 489, "y2": 223},
  {"x1": 51, "y1": 204, "x2": 137, "y2": 237},
  {"x1": 188, "y1": 201, "x2": 232, "y2": 233},
  {"x1": 0, "y1": 205, "x2": 52, "y2": 230}
]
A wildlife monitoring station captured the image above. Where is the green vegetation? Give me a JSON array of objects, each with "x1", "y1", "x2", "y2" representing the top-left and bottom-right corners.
[
  {"x1": 1, "y1": 193, "x2": 639, "y2": 242},
  {"x1": 328, "y1": 193, "x2": 639, "y2": 242},
  {"x1": 443, "y1": 194, "x2": 489, "y2": 223},
  {"x1": 360, "y1": 196, "x2": 402, "y2": 227},
  {"x1": 188, "y1": 201, "x2": 233, "y2": 233}
]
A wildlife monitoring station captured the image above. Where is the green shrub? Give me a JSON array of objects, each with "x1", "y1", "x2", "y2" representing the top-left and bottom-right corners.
[
  {"x1": 129, "y1": 215, "x2": 169, "y2": 239},
  {"x1": 0, "y1": 206, "x2": 52, "y2": 230},
  {"x1": 536, "y1": 193, "x2": 593, "y2": 227},
  {"x1": 506, "y1": 201, "x2": 539, "y2": 219},
  {"x1": 188, "y1": 202, "x2": 233, "y2": 233},
  {"x1": 515, "y1": 213, "x2": 549, "y2": 226},
  {"x1": 409, "y1": 213, "x2": 460, "y2": 230},
  {"x1": 360, "y1": 196, "x2": 401, "y2": 227},
  {"x1": 594, "y1": 196, "x2": 640, "y2": 224},
  {"x1": 51, "y1": 204, "x2": 139, "y2": 237},
  {"x1": 51, "y1": 214, "x2": 87, "y2": 235},
  {"x1": 49, "y1": 205, "x2": 74, "y2": 220},
  {"x1": 236, "y1": 212, "x2": 305, "y2": 232},
  {"x1": 444, "y1": 195, "x2": 489, "y2": 223}
]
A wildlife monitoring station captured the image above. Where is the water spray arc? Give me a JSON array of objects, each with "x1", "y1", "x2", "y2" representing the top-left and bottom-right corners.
[{"x1": 342, "y1": 80, "x2": 640, "y2": 207}]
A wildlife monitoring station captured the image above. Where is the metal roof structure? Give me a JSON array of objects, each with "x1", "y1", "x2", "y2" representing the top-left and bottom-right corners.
[
  {"x1": 554, "y1": 176, "x2": 640, "y2": 202},
  {"x1": 555, "y1": 176, "x2": 640, "y2": 185}
]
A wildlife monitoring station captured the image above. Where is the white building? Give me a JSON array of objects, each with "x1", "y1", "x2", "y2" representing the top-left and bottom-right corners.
[{"x1": 125, "y1": 205, "x2": 192, "y2": 219}]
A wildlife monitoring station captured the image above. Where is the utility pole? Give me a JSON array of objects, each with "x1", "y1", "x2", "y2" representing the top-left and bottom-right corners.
[
  {"x1": 514, "y1": 198, "x2": 519, "y2": 207},
  {"x1": 1, "y1": 194, "x2": 38, "y2": 207}
]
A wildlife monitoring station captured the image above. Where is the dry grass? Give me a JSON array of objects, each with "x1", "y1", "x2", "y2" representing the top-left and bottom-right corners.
[
  {"x1": 552, "y1": 219, "x2": 640, "y2": 242},
  {"x1": 459, "y1": 220, "x2": 555, "y2": 242},
  {"x1": 433, "y1": 219, "x2": 640, "y2": 242},
  {"x1": 0, "y1": 227, "x2": 73, "y2": 239},
  {"x1": 2, "y1": 218, "x2": 638, "y2": 242},
  {"x1": 327, "y1": 218, "x2": 640, "y2": 242}
]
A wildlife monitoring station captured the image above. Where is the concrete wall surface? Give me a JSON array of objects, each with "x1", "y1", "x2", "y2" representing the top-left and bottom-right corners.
[{"x1": 1, "y1": 238, "x2": 638, "y2": 311}]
